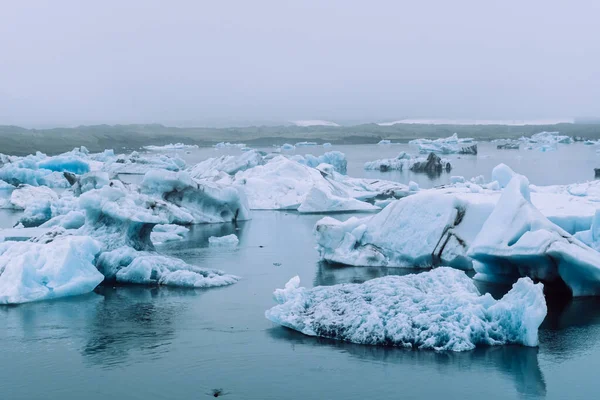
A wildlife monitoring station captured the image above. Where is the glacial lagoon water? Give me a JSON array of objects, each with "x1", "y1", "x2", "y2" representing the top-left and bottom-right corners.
[{"x1": 1, "y1": 143, "x2": 600, "y2": 399}]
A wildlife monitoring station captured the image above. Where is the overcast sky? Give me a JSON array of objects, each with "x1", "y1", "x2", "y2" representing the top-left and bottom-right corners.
[{"x1": 1, "y1": 0, "x2": 599, "y2": 127}]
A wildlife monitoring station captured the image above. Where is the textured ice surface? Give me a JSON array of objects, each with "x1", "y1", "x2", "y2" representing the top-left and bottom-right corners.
[
  {"x1": 315, "y1": 193, "x2": 493, "y2": 269},
  {"x1": 188, "y1": 150, "x2": 265, "y2": 178},
  {"x1": 228, "y1": 156, "x2": 405, "y2": 212},
  {"x1": 469, "y1": 175, "x2": 600, "y2": 296},
  {"x1": 266, "y1": 268, "x2": 546, "y2": 351},
  {"x1": 409, "y1": 133, "x2": 476, "y2": 154},
  {"x1": 293, "y1": 151, "x2": 347, "y2": 174},
  {"x1": 141, "y1": 169, "x2": 250, "y2": 224},
  {"x1": 208, "y1": 234, "x2": 239, "y2": 247},
  {"x1": 364, "y1": 152, "x2": 451, "y2": 172},
  {"x1": 0, "y1": 236, "x2": 104, "y2": 304},
  {"x1": 97, "y1": 247, "x2": 239, "y2": 287},
  {"x1": 151, "y1": 224, "x2": 189, "y2": 244}
]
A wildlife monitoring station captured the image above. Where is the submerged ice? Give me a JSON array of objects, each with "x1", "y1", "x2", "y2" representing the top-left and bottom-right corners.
[{"x1": 266, "y1": 268, "x2": 547, "y2": 351}]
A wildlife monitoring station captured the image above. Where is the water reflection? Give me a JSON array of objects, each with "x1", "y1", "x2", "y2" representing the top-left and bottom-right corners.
[
  {"x1": 81, "y1": 285, "x2": 199, "y2": 368},
  {"x1": 314, "y1": 261, "x2": 425, "y2": 287},
  {"x1": 268, "y1": 327, "x2": 546, "y2": 398}
]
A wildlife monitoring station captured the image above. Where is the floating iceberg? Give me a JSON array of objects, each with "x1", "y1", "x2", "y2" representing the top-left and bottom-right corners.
[
  {"x1": 377, "y1": 140, "x2": 391, "y2": 145},
  {"x1": 315, "y1": 192, "x2": 493, "y2": 269},
  {"x1": 468, "y1": 175, "x2": 600, "y2": 296},
  {"x1": 97, "y1": 247, "x2": 238, "y2": 288},
  {"x1": 229, "y1": 156, "x2": 403, "y2": 212},
  {"x1": 0, "y1": 236, "x2": 104, "y2": 304},
  {"x1": 295, "y1": 141, "x2": 318, "y2": 147},
  {"x1": 140, "y1": 170, "x2": 251, "y2": 224},
  {"x1": 280, "y1": 143, "x2": 296, "y2": 151},
  {"x1": 143, "y1": 143, "x2": 199, "y2": 151},
  {"x1": 208, "y1": 234, "x2": 239, "y2": 247},
  {"x1": 151, "y1": 224, "x2": 189, "y2": 244},
  {"x1": 266, "y1": 268, "x2": 546, "y2": 351},
  {"x1": 409, "y1": 134, "x2": 477, "y2": 155}
]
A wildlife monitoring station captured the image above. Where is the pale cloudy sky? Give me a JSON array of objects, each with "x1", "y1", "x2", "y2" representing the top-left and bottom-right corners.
[{"x1": 1, "y1": 0, "x2": 599, "y2": 127}]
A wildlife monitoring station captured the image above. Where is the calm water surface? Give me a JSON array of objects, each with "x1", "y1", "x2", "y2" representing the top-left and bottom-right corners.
[{"x1": 1, "y1": 144, "x2": 600, "y2": 399}]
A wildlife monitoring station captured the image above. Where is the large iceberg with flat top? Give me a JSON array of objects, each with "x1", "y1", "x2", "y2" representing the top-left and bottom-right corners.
[
  {"x1": 0, "y1": 235, "x2": 104, "y2": 304},
  {"x1": 266, "y1": 268, "x2": 546, "y2": 351}
]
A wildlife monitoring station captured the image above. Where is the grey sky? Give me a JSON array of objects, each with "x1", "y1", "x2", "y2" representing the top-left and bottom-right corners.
[{"x1": 1, "y1": 0, "x2": 599, "y2": 127}]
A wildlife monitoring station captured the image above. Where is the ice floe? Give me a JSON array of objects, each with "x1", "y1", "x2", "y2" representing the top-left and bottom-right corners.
[
  {"x1": 266, "y1": 268, "x2": 546, "y2": 351},
  {"x1": 0, "y1": 235, "x2": 104, "y2": 304},
  {"x1": 208, "y1": 234, "x2": 239, "y2": 247},
  {"x1": 409, "y1": 133, "x2": 477, "y2": 155}
]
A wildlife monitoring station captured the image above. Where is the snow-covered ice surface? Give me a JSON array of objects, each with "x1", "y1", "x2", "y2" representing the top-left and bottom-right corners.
[
  {"x1": 0, "y1": 235, "x2": 104, "y2": 304},
  {"x1": 208, "y1": 234, "x2": 239, "y2": 247},
  {"x1": 143, "y1": 143, "x2": 199, "y2": 151},
  {"x1": 266, "y1": 268, "x2": 547, "y2": 351}
]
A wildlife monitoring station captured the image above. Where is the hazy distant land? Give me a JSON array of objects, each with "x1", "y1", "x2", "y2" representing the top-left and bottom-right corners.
[{"x1": 1, "y1": 122, "x2": 600, "y2": 155}]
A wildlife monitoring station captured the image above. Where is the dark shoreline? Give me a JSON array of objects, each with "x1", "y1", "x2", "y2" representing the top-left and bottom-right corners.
[{"x1": 1, "y1": 122, "x2": 599, "y2": 155}]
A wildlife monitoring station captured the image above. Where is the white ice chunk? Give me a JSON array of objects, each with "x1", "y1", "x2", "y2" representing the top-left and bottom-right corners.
[
  {"x1": 266, "y1": 268, "x2": 547, "y2": 351},
  {"x1": 0, "y1": 236, "x2": 104, "y2": 304},
  {"x1": 208, "y1": 234, "x2": 239, "y2": 247}
]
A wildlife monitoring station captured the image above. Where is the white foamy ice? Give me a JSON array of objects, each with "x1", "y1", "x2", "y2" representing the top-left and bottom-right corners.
[
  {"x1": 188, "y1": 150, "x2": 266, "y2": 179},
  {"x1": 143, "y1": 143, "x2": 199, "y2": 151},
  {"x1": 468, "y1": 175, "x2": 600, "y2": 296},
  {"x1": 151, "y1": 224, "x2": 190, "y2": 244},
  {"x1": 208, "y1": 234, "x2": 239, "y2": 247},
  {"x1": 229, "y1": 156, "x2": 405, "y2": 212},
  {"x1": 265, "y1": 268, "x2": 547, "y2": 351},
  {"x1": 0, "y1": 235, "x2": 104, "y2": 304},
  {"x1": 315, "y1": 192, "x2": 493, "y2": 269}
]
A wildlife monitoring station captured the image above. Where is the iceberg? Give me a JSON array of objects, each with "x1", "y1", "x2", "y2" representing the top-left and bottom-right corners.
[
  {"x1": 141, "y1": 170, "x2": 250, "y2": 224},
  {"x1": 468, "y1": 175, "x2": 600, "y2": 296},
  {"x1": 409, "y1": 134, "x2": 477, "y2": 155},
  {"x1": 151, "y1": 224, "x2": 189, "y2": 244},
  {"x1": 208, "y1": 234, "x2": 239, "y2": 247},
  {"x1": 228, "y1": 156, "x2": 404, "y2": 212},
  {"x1": 292, "y1": 151, "x2": 347, "y2": 174},
  {"x1": 280, "y1": 143, "x2": 296, "y2": 151},
  {"x1": 0, "y1": 235, "x2": 104, "y2": 304},
  {"x1": 266, "y1": 268, "x2": 547, "y2": 351},
  {"x1": 315, "y1": 192, "x2": 494, "y2": 269},
  {"x1": 97, "y1": 247, "x2": 238, "y2": 288}
]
